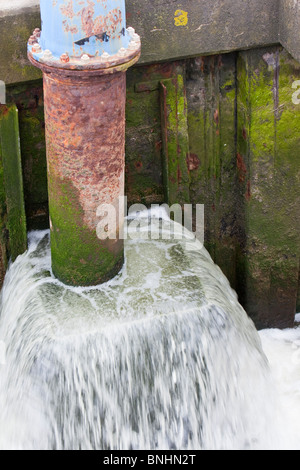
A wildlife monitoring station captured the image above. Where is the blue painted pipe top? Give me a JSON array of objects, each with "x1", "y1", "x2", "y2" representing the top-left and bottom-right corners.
[{"x1": 39, "y1": 0, "x2": 131, "y2": 59}]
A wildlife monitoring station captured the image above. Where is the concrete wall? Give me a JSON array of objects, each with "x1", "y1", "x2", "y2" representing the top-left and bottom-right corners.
[
  {"x1": 127, "y1": 0, "x2": 280, "y2": 63},
  {"x1": 1, "y1": 0, "x2": 299, "y2": 85},
  {"x1": 0, "y1": 0, "x2": 38, "y2": 15},
  {"x1": 280, "y1": 0, "x2": 300, "y2": 63}
]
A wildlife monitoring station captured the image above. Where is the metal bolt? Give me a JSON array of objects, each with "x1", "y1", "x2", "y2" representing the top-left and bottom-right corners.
[
  {"x1": 128, "y1": 41, "x2": 138, "y2": 51},
  {"x1": 43, "y1": 49, "x2": 53, "y2": 60},
  {"x1": 60, "y1": 53, "x2": 70, "y2": 63},
  {"x1": 127, "y1": 27, "x2": 135, "y2": 37},
  {"x1": 117, "y1": 47, "x2": 127, "y2": 57},
  {"x1": 132, "y1": 33, "x2": 140, "y2": 43},
  {"x1": 32, "y1": 44, "x2": 42, "y2": 53},
  {"x1": 101, "y1": 52, "x2": 110, "y2": 62},
  {"x1": 28, "y1": 35, "x2": 38, "y2": 45}
]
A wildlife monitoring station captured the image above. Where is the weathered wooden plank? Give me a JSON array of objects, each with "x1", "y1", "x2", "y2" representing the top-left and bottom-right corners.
[
  {"x1": 186, "y1": 54, "x2": 238, "y2": 289},
  {"x1": 297, "y1": 266, "x2": 300, "y2": 312},
  {"x1": 212, "y1": 54, "x2": 240, "y2": 290},
  {"x1": 125, "y1": 62, "x2": 185, "y2": 207},
  {"x1": 0, "y1": 119, "x2": 8, "y2": 286},
  {"x1": 7, "y1": 82, "x2": 48, "y2": 230},
  {"x1": 0, "y1": 104, "x2": 27, "y2": 262},
  {"x1": 186, "y1": 56, "x2": 218, "y2": 258},
  {"x1": 160, "y1": 75, "x2": 190, "y2": 205},
  {"x1": 272, "y1": 47, "x2": 300, "y2": 322}
]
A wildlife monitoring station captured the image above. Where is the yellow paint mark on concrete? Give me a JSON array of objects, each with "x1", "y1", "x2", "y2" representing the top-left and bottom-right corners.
[{"x1": 174, "y1": 10, "x2": 188, "y2": 27}]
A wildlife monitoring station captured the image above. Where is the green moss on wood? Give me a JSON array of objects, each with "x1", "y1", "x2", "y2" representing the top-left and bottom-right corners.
[
  {"x1": 186, "y1": 54, "x2": 240, "y2": 288},
  {"x1": 125, "y1": 65, "x2": 166, "y2": 206},
  {"x1": 7, "y1": 80, "x2": 49, "y2": 230},
  {"x1": 160, "y1": 75, "x2": 190, "y2": 205},
  {"x1": 0, "y1": 135, "x2": 9, "y2": 281},
  {"x1": 0, "y1": 104, "x2": 27, "y2": 262},
  {"x1": 236, "y1": 47, "x2": 300, "y2": 328}
]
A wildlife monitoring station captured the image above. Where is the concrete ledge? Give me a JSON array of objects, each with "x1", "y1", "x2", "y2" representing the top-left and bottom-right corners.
[
  {"x1": 280, "y1": 0, "x2": 300, "y2": 63},
  {"x1": 128, "y1": 0, "x2": 280, "y2": 63},
  {"x1": 0, "y1": 0, "x2": 298, "y2": 84},
  {"x1": 0, "y1": 7, "x2": 42, "y2": 84}
]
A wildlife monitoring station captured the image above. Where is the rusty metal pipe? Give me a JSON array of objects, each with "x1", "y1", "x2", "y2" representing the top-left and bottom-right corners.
[{"x1": 28, "y1": 0, "x2": 140, "y2": 286}]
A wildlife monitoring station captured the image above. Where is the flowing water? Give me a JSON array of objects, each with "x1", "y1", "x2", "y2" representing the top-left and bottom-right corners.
[{"x1": 0, "y1": 211, "x2": 299, "y2": 450}]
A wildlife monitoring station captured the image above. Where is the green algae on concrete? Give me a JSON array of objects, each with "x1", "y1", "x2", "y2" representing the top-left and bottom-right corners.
[
  {"x1": 186, "y1": 48, "x2": 300, "y2": 329},
  {"x1": 236, "y1": 47, "x2": 300, "y2": 328},
  {"x1": 49, "y1": 176, "x2": 124, "y2": 287},
  {"x1": 0, "y1": 104, "x2": 27, "y2": 265}
]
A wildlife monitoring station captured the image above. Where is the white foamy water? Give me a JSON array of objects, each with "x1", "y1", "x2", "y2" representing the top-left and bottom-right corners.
[
  {"x1": 259, "y1": 326, "x2": 300, "y2": 449},
  {"x1": 0, "y1": 212, "x2": 298, "y2": 450}
]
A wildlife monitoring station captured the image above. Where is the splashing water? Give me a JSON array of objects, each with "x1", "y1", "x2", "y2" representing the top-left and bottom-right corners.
[{"x1": 0, "y1": 212, "x2": 297, "y2": 450}]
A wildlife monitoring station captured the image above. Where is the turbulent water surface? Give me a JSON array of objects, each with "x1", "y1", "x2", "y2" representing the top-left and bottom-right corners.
[{"x1": 0, "y1": 213, "x2": 298, "y2": 450}]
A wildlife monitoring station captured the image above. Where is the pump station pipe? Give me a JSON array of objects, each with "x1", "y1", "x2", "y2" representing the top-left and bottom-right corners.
[{"x1": 28, "y1": 0, "x2": 141, "y2": 286}]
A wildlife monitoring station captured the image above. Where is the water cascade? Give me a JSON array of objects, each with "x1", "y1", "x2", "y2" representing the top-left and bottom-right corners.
[
  {"x1": 1, "y1": 0, "x2": 299, "y2": 453},
  {"x1": 0, "y1": 213, "x2": 294, "y2": 450}
]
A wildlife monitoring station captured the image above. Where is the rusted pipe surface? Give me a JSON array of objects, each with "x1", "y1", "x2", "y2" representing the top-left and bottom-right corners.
[
  {"x1": 41, "y1": 68, "x2": 127, "y2": 285},
  {"x1": 28, "y1": 0, "x2": 141, "y2": 286}
]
